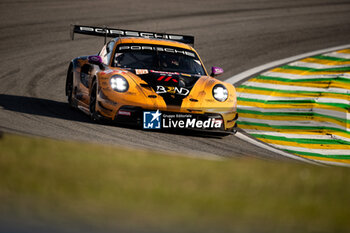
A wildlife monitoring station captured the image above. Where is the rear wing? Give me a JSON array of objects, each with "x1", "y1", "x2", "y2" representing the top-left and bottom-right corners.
[{"x1": 70, "y1": 25, "x2": 195, "y2": 46}]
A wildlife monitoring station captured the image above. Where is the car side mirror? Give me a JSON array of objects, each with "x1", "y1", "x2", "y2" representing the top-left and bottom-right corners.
[
  {"x1": 211, "y1": 66, "x2": 224, "y2": 77},
  {"x1": 88, "y1": 55, "x2": 105, "y2": 70}
]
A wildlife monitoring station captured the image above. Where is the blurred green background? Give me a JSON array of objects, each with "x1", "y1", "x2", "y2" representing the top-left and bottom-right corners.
[{"x1": 0, "y1": 133, "x2": 349, "y2": 233}]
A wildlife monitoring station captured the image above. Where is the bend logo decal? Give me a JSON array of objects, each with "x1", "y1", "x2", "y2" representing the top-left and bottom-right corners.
[
  {"x1": 143, "y1": 110, "x2": 162, "y2": 129},
  {"x1": 156, "y1": 86, "x2": 189, "y2": 96}
]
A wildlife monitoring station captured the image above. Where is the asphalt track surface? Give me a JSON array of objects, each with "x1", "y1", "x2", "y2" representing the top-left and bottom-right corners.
[{"x1": 1, "y1": 0, "x2": 350, "y2": 160}]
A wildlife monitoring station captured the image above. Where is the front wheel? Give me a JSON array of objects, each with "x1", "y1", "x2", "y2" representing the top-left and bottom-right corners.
[
  {"x1": 89, "y1": 80, "x2": 100, "y2": 122},
  {"x1": 66, "y1": 68, "x2": 74, "y2": 107},
  {"x1": 231, "y1": 122, "x2": 238, "y2": 134}
]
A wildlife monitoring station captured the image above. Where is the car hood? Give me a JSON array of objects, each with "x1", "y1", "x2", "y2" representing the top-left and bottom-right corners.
[{"x1": 131, "y1": 69, "x2": 202, "y2": 106}]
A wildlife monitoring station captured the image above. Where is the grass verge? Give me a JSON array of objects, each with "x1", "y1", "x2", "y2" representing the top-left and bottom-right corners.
[{"x1": 0, "y1": 133, "x2": 349, "y2": 233}]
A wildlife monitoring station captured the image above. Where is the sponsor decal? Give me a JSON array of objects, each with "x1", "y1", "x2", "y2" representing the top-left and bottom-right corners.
[
  {"x1": 163, "y1": 116, "x2": 222, "y2": 129},
  {"x1": 156, "y1": 86, "x2": 189, "y2": 96},
  {"x1": 135, "y1": 69, "x2": 149, "y2": 75},
  {"x1": 100, "y1": 70, "x2": 114, "y2": 75},
  {"x1": 143, "y1": 110, "x2": 223, "y2": 130},
  {"x1": 101, "y1": 70, "x2": 126, "y2": 76},
  {"x1": 118, "y1": 110, "x2": 131, "y2": 116},
  {"x1": 150, "y1": 70, "x2": 180, "y2": 75},
  {"x1": 114, "y1": 70, "x2": 127, "y2": 75},
  {"x1": 157, "y1": 76, "x2": 178, "y2": 83},
  {"x1": 143, "y1": 110, "x2": 162, "y2": 129}
]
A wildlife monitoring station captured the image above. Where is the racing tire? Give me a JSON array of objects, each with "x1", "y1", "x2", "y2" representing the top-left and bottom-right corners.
[
  {"x1": 89, "y1": 80, "x2": 100, "y2": 122},
  {"x1": 231, "y1": 122, "x2": 238, "y2": 134},
  {"x1": 66, "y1": 67, "x2": 74, "y2": 108}
]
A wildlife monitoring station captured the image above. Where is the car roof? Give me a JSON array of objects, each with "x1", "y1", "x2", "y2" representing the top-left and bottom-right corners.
[{"x1": 113, "y1": 37, "x2": 195, "y2": 51}]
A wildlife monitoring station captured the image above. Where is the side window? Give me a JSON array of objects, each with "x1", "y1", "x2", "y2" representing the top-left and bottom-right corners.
[
  {"x1": 99, "y1": 45, "x2": 108, "y2": 64},
  {"x1": 98, "y1": 41, "x2": 114, "y2": 65},
  {"x1": 106, "y1": 41, "x2": 115, "y2": 65}
]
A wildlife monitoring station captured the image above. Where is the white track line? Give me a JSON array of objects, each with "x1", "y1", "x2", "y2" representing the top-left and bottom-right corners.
[
  {"x1": 259, "y1": 72, "x2": 341, "y2": 80},
  {"x1": 234, "y1": 132, "x2": 320, "y2": 164},
  {"x1": 241, "y1": 130, "x2": 350, "y2": 142},
  {"x1": 242, "y1": 81, "x2": 350, "y2": 94},
  {"x1": 289, "y1": 61, "x2": 350, "y2": 69},
  {"x1": 225, "y1": 44, "x2": 350, "y2": 165},
  {"x1": 324, "y1": 51, "x2": 350, "y2": 59}
]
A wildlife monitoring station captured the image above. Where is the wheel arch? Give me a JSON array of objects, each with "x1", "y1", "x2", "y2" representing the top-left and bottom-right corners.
[
  {"x1": 65, "y1": 62, "x2": 74, "y2": 96},
  {"x1": 90, "y1": 75, "x2": 98, "y2": 95}
]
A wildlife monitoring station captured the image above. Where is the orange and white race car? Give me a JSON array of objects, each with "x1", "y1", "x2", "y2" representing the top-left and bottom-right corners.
[{"x1": 66, "y1": 25, "x2": 238, "y2": 133}]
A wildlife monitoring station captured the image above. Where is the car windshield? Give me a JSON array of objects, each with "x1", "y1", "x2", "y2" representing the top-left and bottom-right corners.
[{"x1": 112, "y1": 44, "x2": 206, "y2": 75}]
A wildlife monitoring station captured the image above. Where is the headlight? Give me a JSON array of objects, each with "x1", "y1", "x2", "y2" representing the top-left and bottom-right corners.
[
  {"x1": 110, "y1": 75, "x2": 129, "y2": 92},
  {"x1": 212, "y1": 84, "x2": 228, "y2": 102}
]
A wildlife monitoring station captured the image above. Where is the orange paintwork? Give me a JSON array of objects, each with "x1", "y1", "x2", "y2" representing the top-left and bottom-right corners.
[{"x1": 69, "y1": 37, "x2": 237, "y2": 131}]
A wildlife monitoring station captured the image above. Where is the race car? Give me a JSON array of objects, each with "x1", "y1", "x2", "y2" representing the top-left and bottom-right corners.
[{"x1": 66, "y1": 25, "x2": 238, "y2": 133}]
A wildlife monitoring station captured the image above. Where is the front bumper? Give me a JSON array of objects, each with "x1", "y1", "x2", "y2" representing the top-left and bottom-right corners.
[{"x1": 112, "y1": 105, "x2": 238, "y2": 133}]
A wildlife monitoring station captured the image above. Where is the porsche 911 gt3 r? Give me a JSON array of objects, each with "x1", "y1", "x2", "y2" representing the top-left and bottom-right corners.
[{"x1": 66, "y1": 25, "x2": 238, "y2": 133}]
